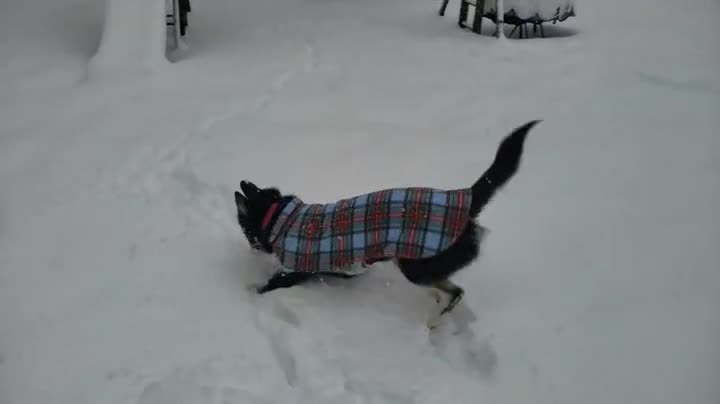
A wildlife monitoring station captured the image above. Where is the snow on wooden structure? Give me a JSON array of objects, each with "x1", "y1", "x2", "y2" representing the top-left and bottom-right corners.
[
  {"x1": 166, "y1": 0, "x2": 192, "y2": 49},
  {"x1": 89, "y1": 0, "x2": 170, "y2": 79},
  {"x1": 439, "y1": 0, "x2": 575, "y2": 38},
  {"x1": 88, "y1": 0, "x2": 191, "y2": 80}
]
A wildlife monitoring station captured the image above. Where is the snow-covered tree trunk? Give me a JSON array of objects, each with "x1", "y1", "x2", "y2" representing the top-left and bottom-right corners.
[{"x1": 88, "y1": 0, "x2": 169, "y2": 79}]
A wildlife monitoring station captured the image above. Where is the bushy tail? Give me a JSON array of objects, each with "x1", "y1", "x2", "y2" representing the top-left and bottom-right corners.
[{"x1": 468, "y1": 120, "x2": 540, "y2": 217}]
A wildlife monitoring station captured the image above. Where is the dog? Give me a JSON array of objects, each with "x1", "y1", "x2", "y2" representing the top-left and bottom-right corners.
[{"x1": 234, "y1": 120, "x2": 539, "y2": 321}]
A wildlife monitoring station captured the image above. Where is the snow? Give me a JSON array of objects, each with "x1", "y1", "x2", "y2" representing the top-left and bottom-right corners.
[
  {"x1": 1, "y1": 0, "x2": 719, "y2": 403},
  {"x1": 88, "y1": 0, "x2": 169, "y2": 79}
]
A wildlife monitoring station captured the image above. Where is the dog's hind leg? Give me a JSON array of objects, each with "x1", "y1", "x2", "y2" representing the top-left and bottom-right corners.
[
  {"x1": 434, "y1": 279, "x2": 464, "y2": 315},
  {"x1": 426, "y1": 280, "x2": 465, "y2": 329},
  {"x1": 256, "y1": 271, "x2": 315, "y2": 294},
  {"x1": 395, "y1": 223, "x2": 480, "y2": 327}
]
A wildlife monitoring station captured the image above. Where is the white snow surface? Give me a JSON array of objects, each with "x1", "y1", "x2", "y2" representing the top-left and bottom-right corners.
[{"x1": 1, "y1": 0, "x2": 719, "y2": 403}]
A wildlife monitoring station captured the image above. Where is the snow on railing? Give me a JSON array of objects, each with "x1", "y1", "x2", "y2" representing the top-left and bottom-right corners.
[
  {"x1": 452, "y1": 0, "x2": 575, "y2": 37},
  {"x1": 494, "y1": 0, "x2": 575, "y2": 21}
]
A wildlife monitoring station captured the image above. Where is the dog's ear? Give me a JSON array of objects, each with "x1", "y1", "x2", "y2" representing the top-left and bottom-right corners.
[
  {"x1": 240, "y1": 181, "x2": 260, "y2": 199},
  {"x1": 234, "y1": 191, "x2": 249, "y2": 216}
]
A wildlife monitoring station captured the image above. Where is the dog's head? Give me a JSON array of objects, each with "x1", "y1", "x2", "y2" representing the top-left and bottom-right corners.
[{"x1": 234, "y1": 180, "x2": 284, "y2": 252}]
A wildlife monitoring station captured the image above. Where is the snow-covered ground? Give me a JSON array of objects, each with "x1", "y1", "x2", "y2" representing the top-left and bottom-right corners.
[{"x1": 1, "y1": 0, "x2": 719, "y2": 403}]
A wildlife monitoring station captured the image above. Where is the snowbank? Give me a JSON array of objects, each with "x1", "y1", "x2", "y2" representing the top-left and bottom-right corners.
[{"x1": 1, "y1": 0, "x2": 719, "y2": 403}]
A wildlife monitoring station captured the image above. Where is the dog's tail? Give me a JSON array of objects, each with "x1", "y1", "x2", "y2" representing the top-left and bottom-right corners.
[{"x1": 468, "y1": 120, "x2": 540, "y2": 218}]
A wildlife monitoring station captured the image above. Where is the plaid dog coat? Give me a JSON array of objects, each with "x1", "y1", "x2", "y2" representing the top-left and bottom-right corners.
[{"x1": 267, "y1": 187, "x2": 474, "y2": 274}]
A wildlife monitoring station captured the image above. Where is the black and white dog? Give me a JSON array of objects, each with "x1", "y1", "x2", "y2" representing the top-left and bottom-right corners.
[{"x1": 234, "y1": 120, "x2": 539, "y2": 322}]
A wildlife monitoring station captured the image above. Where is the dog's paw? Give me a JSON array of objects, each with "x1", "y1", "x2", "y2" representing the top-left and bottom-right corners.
[
  {"x1": 246, "y1": 284, "x2": 266, "y2": 294},
  {"x1": 428, "y1": 289, "x2": 443, "y2": 304},
  {"x1": 440, "y1": 290, "x2": 464, "y2": 316},
  {"x1": 426, "y1": 312, "x2": 446, "y2": 330},
  {"x1": 426, "y1": 289, "x2": 465, "y2": 330},
  {"x1": 427, "y1": 304, "x2": 449, "y2": 330}
]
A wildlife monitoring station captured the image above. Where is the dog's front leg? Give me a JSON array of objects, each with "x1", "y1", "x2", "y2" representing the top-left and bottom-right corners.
[{"x1": 256, "y1": 271, "x2": 315, "y2": 294}]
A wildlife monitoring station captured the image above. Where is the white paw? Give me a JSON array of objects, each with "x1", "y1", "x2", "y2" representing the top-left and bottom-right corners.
[
  {"x1": 426, "y1": 293, "x2": 450, "y2": 329},
  {"x1": 428, "y1": 289, "x2": 442, "y2": 304},
  {"x1": 245, "y1": 284, "x2": 263, "y2": 294},
  {"x1": 426, "y1": 314, "x2": 442, "y2": 330}
]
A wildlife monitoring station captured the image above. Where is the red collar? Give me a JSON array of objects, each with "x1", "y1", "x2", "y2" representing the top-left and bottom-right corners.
[{"x1": 261, "y1": 202, "x2": 280, "y2": 232}]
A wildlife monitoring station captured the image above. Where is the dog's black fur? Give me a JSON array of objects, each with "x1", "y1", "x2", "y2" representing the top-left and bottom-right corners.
[{"x1": 234, "y1": 120, "x2": 539, "y2": 315}]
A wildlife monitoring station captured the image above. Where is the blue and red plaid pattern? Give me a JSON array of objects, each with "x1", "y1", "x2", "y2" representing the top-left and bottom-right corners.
[{"x1": 268, "y1": 187, "x2": 473, "y2": 274}]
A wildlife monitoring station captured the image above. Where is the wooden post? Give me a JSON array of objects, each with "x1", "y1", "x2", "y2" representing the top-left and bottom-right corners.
[
  {"x1": 439, "y1": 0, "x2": 450, "y2": 16},
  {"x1": 472, "y1": 0, "x2": 485, "y2": 34},
  {"x1": 458, "y1": 0, "x2": 469, "y2": 28},
  {"x1": 495, "y1": 0, "x2": 505, "y2": 38},
  {"x1": 172, "y1": 0, "x2": 181, "y2": 48}
]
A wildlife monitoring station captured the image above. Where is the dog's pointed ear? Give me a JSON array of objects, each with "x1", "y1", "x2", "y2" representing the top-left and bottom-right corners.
[
  {"x1": 240, "y1": 181, "x2": 260, "y2": 198},
  {"x1": 234, "y1": 191, "x2": 248, "y2": 216}
]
